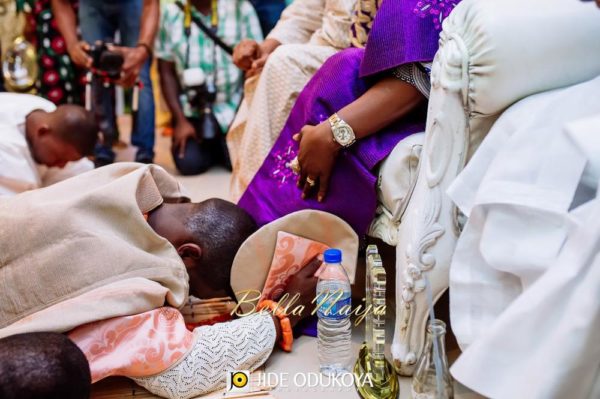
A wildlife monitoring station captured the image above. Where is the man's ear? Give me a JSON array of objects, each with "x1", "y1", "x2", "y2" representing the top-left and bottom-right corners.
[
  {"x1": 37, "y1": 124, "x2": 52, "y2": 137},
  {"x1": 177, "y1": 243, "x2": 202, "y2": 263}
]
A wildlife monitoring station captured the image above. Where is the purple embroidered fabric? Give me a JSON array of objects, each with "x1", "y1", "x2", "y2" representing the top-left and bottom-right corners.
[
  {"x1": 270, "y1": 140, "x2": 298, "y2": 187},
  {"x1": 414, "y1": 0, "x2": 461, "y2": 31},
  {"x1": 359, "y1": 0, "x2": 460, "y2": 78},
  {"x1": 239, "y1": 0, "x2": 461, "y2": 235}
]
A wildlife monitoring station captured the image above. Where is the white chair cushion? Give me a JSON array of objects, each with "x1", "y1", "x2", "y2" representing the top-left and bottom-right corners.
[{"x1": 446, "y1": 0, "x2": 600, "y2": 118}]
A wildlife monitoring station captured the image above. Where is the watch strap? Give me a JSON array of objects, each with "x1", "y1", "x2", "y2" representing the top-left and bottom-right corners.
[{"x1": 328, "y1": 113, "x2": 356, "y2": 147}]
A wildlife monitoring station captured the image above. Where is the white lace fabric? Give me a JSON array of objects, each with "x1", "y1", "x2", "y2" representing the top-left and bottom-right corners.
[{"x1": 132, "y1": 313, "x2": 276, "y2": 399}]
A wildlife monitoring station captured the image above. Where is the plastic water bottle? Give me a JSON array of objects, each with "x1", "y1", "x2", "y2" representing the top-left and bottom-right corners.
[{"x1": 317, "y1": 248, "x2": 352, "y2": 376}]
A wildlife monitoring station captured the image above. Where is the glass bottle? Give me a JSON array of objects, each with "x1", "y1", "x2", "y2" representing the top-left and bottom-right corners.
[{"x1": 411, "y1": 319, "x2": 454, "y2": 399}]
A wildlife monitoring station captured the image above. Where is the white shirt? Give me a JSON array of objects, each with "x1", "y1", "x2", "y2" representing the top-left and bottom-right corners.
[
  {"x1": 447, "y1": 76, "x2": 600, "y2": 399},
  {"x1": 0, "y1": 93, "x2": 93, "y2": 196}
]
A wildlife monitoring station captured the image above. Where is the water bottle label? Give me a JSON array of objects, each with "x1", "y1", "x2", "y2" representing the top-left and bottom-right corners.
[{"x1": 316, "y1": 293, "x2": 351, "y2": 320}]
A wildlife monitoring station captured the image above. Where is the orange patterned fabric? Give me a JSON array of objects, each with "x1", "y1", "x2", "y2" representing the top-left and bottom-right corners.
[
  {"x1": 68, "y1": 233, "x2": 328, "y2": 383},
  {"x1": 69, "y1": 307, "x2": 194, "y2": 383},
  {"x1": 261, "y1": 231, "x2": 329, "y2": 301}
]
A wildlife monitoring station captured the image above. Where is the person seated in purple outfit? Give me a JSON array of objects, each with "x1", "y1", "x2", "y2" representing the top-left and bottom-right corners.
[{"x1": 239, "y1": 0, "x2": 462, "y2": 235}]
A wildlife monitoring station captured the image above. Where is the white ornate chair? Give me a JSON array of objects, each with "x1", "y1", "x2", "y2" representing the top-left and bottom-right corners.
[{"x1": 369, "y1": 0, "x2": 600, "y2": 375}]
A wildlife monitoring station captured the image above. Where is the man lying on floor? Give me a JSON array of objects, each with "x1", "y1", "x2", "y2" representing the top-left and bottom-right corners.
[
  {"x1": 0, "y1": 93, "x2": 98, "y2": 196},
  {"x1": 0, "y1": 163, "x2": 356, "y2": 398}
]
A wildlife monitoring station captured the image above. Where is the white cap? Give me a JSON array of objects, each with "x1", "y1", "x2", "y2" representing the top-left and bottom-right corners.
[{"x1": 182, "y1": 68, "x2": 206, "y2": 86}]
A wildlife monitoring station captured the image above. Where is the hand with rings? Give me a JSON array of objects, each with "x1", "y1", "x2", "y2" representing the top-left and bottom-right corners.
[
  {"x1": 292, "y1": 122, "x2": 341, "y2": 202},
  {"x1": 289, "y1": 157, "x2": 301, "y2": 175}
]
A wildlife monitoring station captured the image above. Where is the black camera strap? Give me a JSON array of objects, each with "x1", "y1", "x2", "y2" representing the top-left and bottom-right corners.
[
  {"x1": 175, "y1": 0, "x2": 233, "y2": 56},
  {"x1": 180, "y1": 0, "x2": 219, "y2": 102},
  {"x1": 177, "y1": 0, "x2": 245, "y2": 138}
]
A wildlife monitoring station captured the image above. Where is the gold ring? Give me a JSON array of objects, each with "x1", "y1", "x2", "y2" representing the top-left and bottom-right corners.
[
  {"x1": 306, "y1": 177, "x2": 316, "y2": 186},
  {"x1": 289, "y1": 157, "x2": 301, "y2": 175}
]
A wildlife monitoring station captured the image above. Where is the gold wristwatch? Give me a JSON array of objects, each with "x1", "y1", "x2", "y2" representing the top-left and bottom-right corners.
[{"x1": 328, "y1": 113, "x2": 356, "y2": 147}]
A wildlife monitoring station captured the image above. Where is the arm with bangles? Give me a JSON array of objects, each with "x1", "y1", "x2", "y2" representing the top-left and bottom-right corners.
[{"x1": 295, "y1": 76, "x2": 426, "y2": 202}]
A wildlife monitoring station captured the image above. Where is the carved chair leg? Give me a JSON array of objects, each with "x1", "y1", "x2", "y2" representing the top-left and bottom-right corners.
[{"x1": 390, "y1": 43, "x2": 469, "y2": 375}]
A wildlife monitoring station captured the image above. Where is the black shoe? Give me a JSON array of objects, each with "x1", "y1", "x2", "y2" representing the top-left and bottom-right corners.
[
  {"x1": 94, "y1": 154, "x2": 115, "y2": 168},
  {"x1": 135, "y1": 150, "x2": 154, "y2": 164},
  {"x1": 94, "y1": 144, "x2": 115, "y2": 168}
]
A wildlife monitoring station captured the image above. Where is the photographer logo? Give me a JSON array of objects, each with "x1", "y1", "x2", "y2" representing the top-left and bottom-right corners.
[{"x1": 227, "y1": 370, "x2": 250, "y2": 392}]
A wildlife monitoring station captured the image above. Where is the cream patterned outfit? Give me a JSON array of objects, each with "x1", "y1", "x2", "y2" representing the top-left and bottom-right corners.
[
  {"x1": 227, "y1": 0, "x2": 357, "y2": 201},
  {"x1": 132, "y1": 313, "x2": 276, "y2": 399}
]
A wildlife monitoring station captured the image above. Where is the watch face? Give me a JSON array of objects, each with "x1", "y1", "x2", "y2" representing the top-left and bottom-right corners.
[{"x1": 336, "y1": 126, "x2": 354, "y2": 145}]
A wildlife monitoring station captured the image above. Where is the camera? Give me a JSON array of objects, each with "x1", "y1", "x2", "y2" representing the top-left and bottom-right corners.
[
  {"x1": 182, "y1": 68, "x2": 220, "y2": 140},
  {"x1": 88, "y1": 41, "x2": 124, "y2": 81}
]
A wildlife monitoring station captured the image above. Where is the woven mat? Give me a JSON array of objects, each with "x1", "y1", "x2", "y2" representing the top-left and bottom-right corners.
[
  {"x1": 91, "y1": 373, "x2": 275, "y2": 399},
  {"x1": 91, "y1": 377, "x2": 161, "y2": 399}
]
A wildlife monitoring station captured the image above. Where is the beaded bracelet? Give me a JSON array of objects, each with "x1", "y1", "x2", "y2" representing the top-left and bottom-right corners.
[{"x1": 258, "y1": 300, "x2": 293, "y2": 352}]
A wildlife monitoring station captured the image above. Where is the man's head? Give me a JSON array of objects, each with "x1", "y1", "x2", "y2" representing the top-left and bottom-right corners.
[
  {"x1": 0, "y1": 332, "x2": 91, "y2": 399},
  {"x1": 148, "y1": 198, "x2": 257, "y2": 299},
  {"x1": 25, "y1": 105, "x2": 98, "y2": 168}
]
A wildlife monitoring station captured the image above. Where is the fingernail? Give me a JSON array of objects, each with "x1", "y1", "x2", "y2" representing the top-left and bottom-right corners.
[{"x1": 318, "y1": 195, "x2": 323, "y2": 202}]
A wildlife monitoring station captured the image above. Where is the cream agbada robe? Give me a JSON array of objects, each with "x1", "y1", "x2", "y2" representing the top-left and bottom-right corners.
[
  {"x1": 0, "y1": 163, "x2": 189, "y2": 334},
  {"x1": 227, "y1": 0, "x2": 356, "y2": 201},
  {"x1": 447, "y1": 76, "x2": 600, "y2": 398}
]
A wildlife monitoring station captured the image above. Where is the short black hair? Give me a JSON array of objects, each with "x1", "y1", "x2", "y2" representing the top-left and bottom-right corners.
[
  {"x1": 0, "y1": 332, "x2": 91, "y2": 399},
  {"x1": 185, "y1": 199, "x2": 257, "y2": 298},
  {"x1": 53, "y1": 105, "x2": 99, "y2": 156}
]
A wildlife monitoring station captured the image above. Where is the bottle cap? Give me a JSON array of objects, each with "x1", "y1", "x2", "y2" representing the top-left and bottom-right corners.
[{"x1": 324, "y1": 248, "x2": 342, "y2": 264}]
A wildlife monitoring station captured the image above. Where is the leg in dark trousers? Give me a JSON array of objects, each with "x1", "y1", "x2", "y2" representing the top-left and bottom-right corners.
[
  {"x1": 172, "y1": 137, "x2": 218, "y2": 175},
  {"x1": 79, "y1": 0, "x2": 121, "y2": 166},
  {"x1": 172, "y1": 117, "x2": 230, "y2": 175}
]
